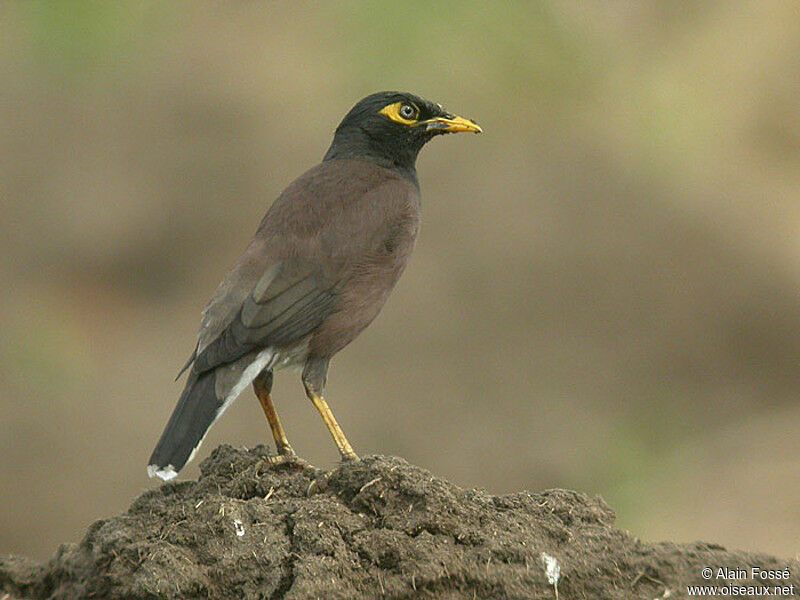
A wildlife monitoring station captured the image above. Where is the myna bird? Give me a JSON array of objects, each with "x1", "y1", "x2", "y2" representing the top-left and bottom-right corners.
[{"x1": 148, "y1": 91, "x2": 481, "y2": 480}]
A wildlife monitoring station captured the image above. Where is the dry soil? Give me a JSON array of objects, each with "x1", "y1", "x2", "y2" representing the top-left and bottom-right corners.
[{"x1": 1, "y1": 445, "x2": 797, "y2": 599}]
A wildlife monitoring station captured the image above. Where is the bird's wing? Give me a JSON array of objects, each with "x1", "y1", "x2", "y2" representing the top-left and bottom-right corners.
[{"x1": 190, "y1": 256, "x2": 337, "y2": 374}]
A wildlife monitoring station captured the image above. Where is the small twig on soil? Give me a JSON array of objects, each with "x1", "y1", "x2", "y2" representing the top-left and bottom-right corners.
[
  {"x1": 359, "y1": 477, "x2": 382, "y2": 493},
  {"x1": 631, "y1": 569, "x2": 666, "y2": 588}
]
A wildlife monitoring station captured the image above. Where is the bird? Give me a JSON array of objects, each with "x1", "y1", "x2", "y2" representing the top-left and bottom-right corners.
[{"x1": 147, "y1": 91, "x2": 481, "y2": 480}]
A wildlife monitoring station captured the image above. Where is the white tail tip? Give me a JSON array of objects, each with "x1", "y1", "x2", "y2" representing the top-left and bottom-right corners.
[{"x1": 147, "y1": 463, "x2": 178, "y2": 481}]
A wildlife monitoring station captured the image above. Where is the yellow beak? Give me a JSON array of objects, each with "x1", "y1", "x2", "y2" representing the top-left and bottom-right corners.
[{"x1": 420, "y1": 114, "x2": 482, "y2": 134}]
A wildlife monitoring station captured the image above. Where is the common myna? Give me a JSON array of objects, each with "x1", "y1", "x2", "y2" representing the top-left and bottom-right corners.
[{"x1": 148, "y1": 91, "x2": 481, "y2": 480}]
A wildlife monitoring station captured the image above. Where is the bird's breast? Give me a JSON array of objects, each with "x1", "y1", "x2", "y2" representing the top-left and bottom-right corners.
[{"x1": 308, "y1": 207, "x2": 419, "y2": 358}]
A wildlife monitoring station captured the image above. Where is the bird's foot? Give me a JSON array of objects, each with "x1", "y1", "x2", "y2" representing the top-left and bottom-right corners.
[
  {"x1": 266, "y1": 447, "x2": 315, "y2": 471},
  {"x1": 306, "y1": 453, "x2": 360, "y2": 495}
]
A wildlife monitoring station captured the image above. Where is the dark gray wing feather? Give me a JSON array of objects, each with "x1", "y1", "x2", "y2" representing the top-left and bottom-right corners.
[{"x1": 191, "y1": 261, "x2": 337, "y2": 374}]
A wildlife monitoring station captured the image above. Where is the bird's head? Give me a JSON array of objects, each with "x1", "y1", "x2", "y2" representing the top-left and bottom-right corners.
[{"x1": 324, "y1": 91, "x2": 481, "y2": 180}]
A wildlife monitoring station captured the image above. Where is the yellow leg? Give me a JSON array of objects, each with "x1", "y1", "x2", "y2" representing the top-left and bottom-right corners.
[
  {"x1": 307, "y1": 392, "x2": 358, "y2": 461},
  {"x1": 253, "y1": 375, "x2": 293, "y2": 456}
]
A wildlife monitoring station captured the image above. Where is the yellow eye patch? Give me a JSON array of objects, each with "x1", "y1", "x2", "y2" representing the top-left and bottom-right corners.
[{"x1": 379, "y1": 102, "x2": 419, "y2": 126}]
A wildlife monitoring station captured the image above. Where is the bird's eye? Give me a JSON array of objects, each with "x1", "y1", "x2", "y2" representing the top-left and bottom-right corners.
[
  {"x1": 379, "y1": 101, "x2": 420, "y2": 125},
  {"x1": 399, "y1": 103, "x2": 417, "y2": 120}
]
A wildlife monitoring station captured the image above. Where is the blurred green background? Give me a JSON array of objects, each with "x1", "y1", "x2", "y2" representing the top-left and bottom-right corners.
[{"x1": 2, "y1": 1, "x2": 799, "y2": 561}]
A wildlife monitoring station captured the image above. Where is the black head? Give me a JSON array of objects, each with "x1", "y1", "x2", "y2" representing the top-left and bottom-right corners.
[{"x1": 323, "y1": 91, "x2": 481, "y2": 181}]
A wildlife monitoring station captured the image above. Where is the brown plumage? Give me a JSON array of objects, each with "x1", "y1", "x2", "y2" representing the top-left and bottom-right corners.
[{"x1": 148, "y1": 92, "x2": 481, "y2": 480}]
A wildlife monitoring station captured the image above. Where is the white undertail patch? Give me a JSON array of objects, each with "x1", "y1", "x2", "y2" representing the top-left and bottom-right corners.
[
  {"x1": 221, "y1": 349, "x2": 276, "y2": 410},
  {"x1": 186, "y1": 348, "x2": 276, "y2": 467}
]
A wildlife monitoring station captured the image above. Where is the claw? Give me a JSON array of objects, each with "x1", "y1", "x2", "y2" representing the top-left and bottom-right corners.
[{"x1": 266, "y1": 452, "x2": 315, "y2": 471}]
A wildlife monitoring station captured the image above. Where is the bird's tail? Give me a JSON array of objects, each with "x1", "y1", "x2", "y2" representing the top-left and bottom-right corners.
[
  {"x1": 148, "y1": 349, "x2": 276, "y2": 480},
  {"x1": 147, "y1": 370, "x2": 223, "y2": 481}
]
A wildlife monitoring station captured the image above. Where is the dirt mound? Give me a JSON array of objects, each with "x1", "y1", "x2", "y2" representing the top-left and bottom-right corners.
[{"x1": 1, "y1": 445, "x2": 797, "y2": 599}]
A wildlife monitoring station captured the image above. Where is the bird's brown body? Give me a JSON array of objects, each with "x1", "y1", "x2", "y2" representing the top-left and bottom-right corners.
[
  {"x1": 197, "y1": 160, "x2": 419, "y2": 368},
  {"x1": 271, "y1": 160, "x2": 420, "y2": 359},
  {"x1": 148, "y1": 92, "x2": 479, "y2": 480}
]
